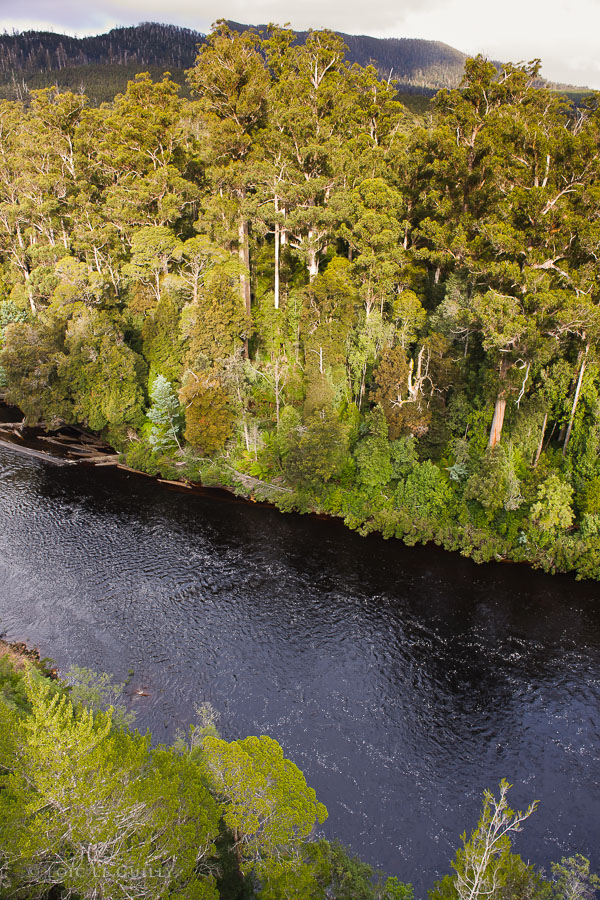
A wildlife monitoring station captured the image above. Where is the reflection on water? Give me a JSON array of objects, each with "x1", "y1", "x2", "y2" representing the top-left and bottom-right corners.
[{"x1": 0, "y1": 439, "x2": 599, "y2": 891}]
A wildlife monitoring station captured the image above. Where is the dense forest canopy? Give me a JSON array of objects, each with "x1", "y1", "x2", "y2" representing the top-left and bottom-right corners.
[{"x1": 0, "y1": 22, "x2": 600, "y2": 577}]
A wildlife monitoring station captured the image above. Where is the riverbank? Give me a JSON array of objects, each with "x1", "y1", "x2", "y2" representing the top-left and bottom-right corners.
[
  {"x1": 0, "y1": 638, "x2": 57, "y2": 678},
  {"x1": 1, "y1": 402, "x2": 598, "y2": 581}
]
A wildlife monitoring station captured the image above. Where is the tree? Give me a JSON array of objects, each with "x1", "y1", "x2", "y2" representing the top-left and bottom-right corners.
[
  {"x1": 371, "y1": 344, "x2": 432, "y2": 438},
  {"x1": 187, "y1": 21, "x2": 269, "y2": 321},
  {"x1": 123, "y1": 225, "x2": 182, "y2": 304},
  {"x1": 283, "y1": 412, "x2": 351, "y2": 493},
  {"x1": 530, "y1": 474, "x2": 574, "y2": 532},
  {"x1": 180, "y1": 370, "x2": 236, "y2": 455},
  {"x1": 147, "y1": 374, "x2": 182, "y2": 452},
  {"x1": 0, "y1": 299, "x2": 27, "y2": 388},
  {"x1": 0, "y1": 672, "x2": 220, "y2": 900},
  {"x1": 180, "y1": 259, "x2": 249, "y2": 367},
  {"x1": 354, "y1": 406, "x2": 393, "y2": 487},
  {"x1": 262, "y1": 28, "x2": 353, "y2": 282},
  {"x1": 58, "y1": 308, "x2": 146, "y2": 433},
  {"x1": 551, "y1": 855, "x2": 600, "y2": 900},
  {"x1": 1, "y1": 315, "x2": 71, "y2": 424},
  {"x1": 429, "y1": 780, "x2": 538, "y2": 900},
  {"x1": 409, "y1": 57, "x2": 599, "y2": 448},
  {"x1": 201, "y1": 733, "x2": 327, "y2": 889},
  {"x1": 396, "y1": 460, "x2": 451, "y2": 520}
]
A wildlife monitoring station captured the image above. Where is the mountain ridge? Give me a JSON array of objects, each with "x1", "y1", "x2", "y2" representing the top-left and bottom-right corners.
[{"x1": 0, "y1": 21, "x2": 588, "y2": 104}]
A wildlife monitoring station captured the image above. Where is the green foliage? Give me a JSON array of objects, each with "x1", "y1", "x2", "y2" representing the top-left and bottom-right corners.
[
  {"x1": 0, "y1": 671, "x2": 220, "y2": 900},
  {"x1": 551, "y1": 855, "x2": 600, "y2": 900},
  {"x1": 59, "y1": 309, "x2": 146, "y2": 432},
  {"x1": 141, "y1": 291, "x2": 186, "y2": 380},
  {"x1": 124, "y1": 226, "x2": 183, "y2": 302},
  {"x1": 390, "y1": 436, "x2": 418, "y2": 478},
  {"x1": 430, "y1": 780, "x2": 539, "y2": 900},
  {"x1": 464, "y1": 446, "x2": 523, "y2": 517},
  {"x1": 181, "y1": 263, "x2": 249, "y2": 366},
  {"x1": 354, "y1": 433, "x2": 393, "y2": 487},
  {"x1": 180, "y1": 372, "x2": 236, "y2": 455},
  {"x1": 354, "y1": 407, "x2": 393, "y2": 486},
  {"x1": 283, "y1": 413, "x2": 351, "y2": 493},
  {"x1": 147, "y1": 374, "x2": 182, "y2": 453},
  {"x1": 65, "y1": 665, "x2": 136, "y2": 729},
  {"x1": 321, "y1": 841, "x2": 414, "y2": 900},
  {"x1": 396, "y1": 460, "x2": 452, "y2": 520},
  {"x1": 530, "y1": 475, "x2": 574, "y2": 532},
  {"x1": 1, "y1": 317, "x2": 72, "y2": 424},
  {"x1": 201, "y1": 733, "x2": 327, "y2": 889},
  {"x1": 0, "y1": 300, "x2": 28, "y2": 387},
  {"x1": 579, "y1": 476, "x2": 600, "y2": 516},
  {"x1": 0, "y1": 653, "x2": 596, "y2": 900}
]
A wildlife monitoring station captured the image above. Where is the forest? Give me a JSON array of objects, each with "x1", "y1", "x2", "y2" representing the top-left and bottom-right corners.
[
  {"x1": 0, "y1": 22, "x2": 600, "y2": 577},
  {"x1": 0, "y1": 646, "x2": 598, "y2": 900}
]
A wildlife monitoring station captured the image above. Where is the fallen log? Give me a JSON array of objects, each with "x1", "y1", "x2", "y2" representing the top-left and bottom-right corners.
[
  {"x1": 0, "y1": 427, "x2": 24, "y2": 440},
  {"x1": 157, "y1": 478, "x2": 192, "y2": 489},
  {"x1": 0, "y1": 438, "x2": 74, "y2": 465},
  {"x1": 117, "y1": 463, "x2": 154, "y2": 477}
]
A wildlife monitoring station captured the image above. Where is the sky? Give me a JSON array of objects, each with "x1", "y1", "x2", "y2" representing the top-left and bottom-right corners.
[{"x1": 1, "y1": 0, "x2": 600, "y2": 89}]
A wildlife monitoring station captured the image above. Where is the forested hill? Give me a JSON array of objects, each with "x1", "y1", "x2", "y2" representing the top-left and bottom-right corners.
[
  {"x1": 0, "y1": 21, "x2": 585, "y2": 104},
  {"x1": 0, "y1": 23, "x2": 203, "y2": 75},
  {"x1": 0, "y1": 20, "x2": 469, "y2": 97}
]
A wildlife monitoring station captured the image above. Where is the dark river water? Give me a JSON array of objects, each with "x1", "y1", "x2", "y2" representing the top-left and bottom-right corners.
[{"x1": 0, "y1": 431, "x2": 599, "y2": 892}]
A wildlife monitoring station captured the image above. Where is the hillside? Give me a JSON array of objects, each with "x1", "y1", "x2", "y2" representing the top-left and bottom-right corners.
[
  {"x1": 0, "y1": 20, "x2": 469, "y2": 103},
  {"x1": 0, "y1": 23, "x2": 200, "y2": 74}
]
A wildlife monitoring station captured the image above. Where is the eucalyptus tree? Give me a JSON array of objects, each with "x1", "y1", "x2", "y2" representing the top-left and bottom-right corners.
[
  {"x1": 411, "y1": 57, "x2": 600, "y2": 447},
  {"x1": 187, "y1": 21, "x2": 270, "y2": 322},
  {"x1": 261, "y1": 28, "x2": 353, "y2": 283},
  {"x1": 0, "y1": 90, "x2": 86, "y2": 313}
]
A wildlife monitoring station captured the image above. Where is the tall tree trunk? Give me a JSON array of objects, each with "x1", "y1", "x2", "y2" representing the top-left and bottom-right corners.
[
  {"x1": 274, "y1": 222, "x2": 280, "y2": 310},
  {"x1": 563, "y1": 345, "x2": 588, "y2": 456},
  {"x1": 24, "y1": 271, "x2": 35, "y2": 315},
  {"x1": 533, "y1": 412, "x2": 548, "y2": 467},
  {"x1": 238, "y1": 219, "x2": 251, "y2": 318},
  {"x1": 488, "y1": 394, "x2": 506, "y2": 448},
  {"x1": 238, "y1": 219, "x2": 251, "y2": 358},
  {"x1": 273, "y1": 196, "x2": 281, "y2": 309},
  {"x1": 307, "y1": 238, "x2": 319, "y2": 282}
]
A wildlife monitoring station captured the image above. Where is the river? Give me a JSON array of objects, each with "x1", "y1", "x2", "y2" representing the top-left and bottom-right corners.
[{"x1": 0, "y1": 432, "x2": 599, "y2": 893}]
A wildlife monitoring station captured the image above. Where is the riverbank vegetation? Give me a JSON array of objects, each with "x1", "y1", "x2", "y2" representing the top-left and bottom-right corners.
[
  {"x1": 0, "y1": 23, "x2": 600, "y2": 577},
  {"x1": 0, "y1": 644, "x2": 410, "y2": 899},
  {"x1": 0, "y1": 647, "x2": 597, "y2": 899}
]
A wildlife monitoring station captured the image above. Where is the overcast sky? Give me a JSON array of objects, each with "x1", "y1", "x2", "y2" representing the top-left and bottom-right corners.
[{"x1": 2, "y1": 0, "x2": 600, "y2": 89}]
